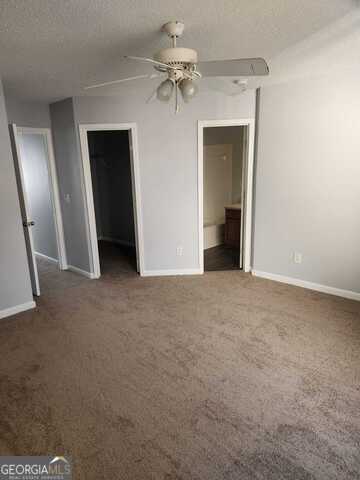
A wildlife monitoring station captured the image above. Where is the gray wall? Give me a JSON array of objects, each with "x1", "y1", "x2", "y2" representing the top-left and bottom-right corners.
[
  {"x1": 73, "y1": 90, "x2": 255, "y2": 272},
  {"x1": 18, "y1": 133, "x2": 58, "y2": 260},
  {"x1": 89, "y1": 130, "x2": 135, "y2": 246},
  {"x1": 50, "y1": 98, "x2": 90, "y2": 271},
  {"x1": 5, "y1": 96, "x2": 51, "y2": 127},
  {"x1": 203, "y1": 126, "x2": 244, "y2": 204},
  {"x1": 254, "y1": 73, "x2": 360, "y2": 293},
  {"x1": 0, "y1": 78, "x2": 33, "y2": 312}
]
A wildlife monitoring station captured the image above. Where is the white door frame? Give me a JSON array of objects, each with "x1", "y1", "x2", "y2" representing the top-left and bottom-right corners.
[
  {"x1": 15, "y1": 126, "x2": 68, "y2": 271},
  {"x1": 78, "y1": 123, "x2": 145, "y2": 278},
  {"x1": 198, "y1": 118, "x2": 255, "y2": 273}
]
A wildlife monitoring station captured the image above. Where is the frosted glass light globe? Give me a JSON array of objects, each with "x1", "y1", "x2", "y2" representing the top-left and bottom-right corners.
[{"x1": 156, "y1": 79, "x2": 174, "y2": 102}]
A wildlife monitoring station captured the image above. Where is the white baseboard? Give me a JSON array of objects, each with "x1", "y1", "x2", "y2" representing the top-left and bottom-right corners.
[
  {"x1": 252, "y1": 270, "x2": 360, "y2": 302},
  {"x1": 142, "y1": 268, "x2": 202, "y2": 277},
  {"x1": 0, "y1": 300, "x2": 36, "y2": 319},
  {"x1": 98, "y1": 236, "x2": 135, "y2": 248},
  {"x1": 67, "y1": 265, "x2": 98, "y2": 279},
  {"x1": 35, "y1": 251, "x2": 58, "y2": 264}
]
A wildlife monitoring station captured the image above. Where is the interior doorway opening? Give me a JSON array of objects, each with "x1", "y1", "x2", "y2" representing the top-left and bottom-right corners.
[
  {"x1": 79, "y1": 123, "x2": 144, "y2": 279},
  {"x1": 203, "y1": 126, "x2": 245, "y2": 271},
  {"x1": 88, "y1": 130, "x2": 137, "y2": 275},
  {"x1": 10, "y1": 125, "x2": 67, "y2": 296},
  {"x1": 198, "y1": 119, "x2": 255, "y2": 274}
]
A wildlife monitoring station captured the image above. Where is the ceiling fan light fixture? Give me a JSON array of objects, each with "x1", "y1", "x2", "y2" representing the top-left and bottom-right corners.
[
  {"x1": 85, "y1": 20, "x2": 269, "y2": 113},
  {"x1": 156, "y1": 78, "x2": 174, "y2": 102},
  {"x1": 179, "y1": 78, "x2": 198, "y2": 103}
]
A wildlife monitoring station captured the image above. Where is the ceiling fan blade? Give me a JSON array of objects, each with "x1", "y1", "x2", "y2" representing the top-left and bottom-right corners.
[
  {"x1": 84, "y1": 74, "x2": 160, "y2": 90},
  {"x1": 209, "y1": 88, "x2": 247, "y2": 97},
  {"x1": 199, "y1": 58, "x2": 269, "y2": 77},
  {"x1": 146, "y1": 87, "x2": 158, "y2": 104},
  {"x1": 124, "y1": 55, "x2": 180, "y2": 70}
]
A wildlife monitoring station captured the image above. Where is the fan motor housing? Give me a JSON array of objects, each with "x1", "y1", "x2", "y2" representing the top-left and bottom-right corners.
[{"x1": 154, "y1": 47, "x2": 198, "y2": 66}]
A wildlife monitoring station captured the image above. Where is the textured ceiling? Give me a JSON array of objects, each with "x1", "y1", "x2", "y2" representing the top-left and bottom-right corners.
[{"x1": 0, "y1": 0, "x2": 357, "y2": 102}]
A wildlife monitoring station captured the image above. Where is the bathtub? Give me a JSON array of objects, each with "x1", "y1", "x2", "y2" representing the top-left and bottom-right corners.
[{"x1": 204, "y1": 220, "x2": 225, "y2": 249}]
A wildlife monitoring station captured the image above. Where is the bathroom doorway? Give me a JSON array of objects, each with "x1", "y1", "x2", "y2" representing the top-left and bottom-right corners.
[{"x1": 198, "y1": 119, "x2": 255, "y2": 273}]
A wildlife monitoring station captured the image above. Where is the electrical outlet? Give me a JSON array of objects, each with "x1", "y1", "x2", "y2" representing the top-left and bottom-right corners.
[
  {"x1": 294, "y1": 252, "x2": 302, "y2": 264},
  {"x1": 65, "y1": 193, "x2": 71, "y2": 204},
  {"x1": 176, "y1": 246, "x2": 183, "y2": 256}
]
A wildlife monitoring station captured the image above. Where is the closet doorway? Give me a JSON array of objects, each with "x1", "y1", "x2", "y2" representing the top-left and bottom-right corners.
[{"x1": 79, "y1": 124, "x2": 144, "y2": 278}]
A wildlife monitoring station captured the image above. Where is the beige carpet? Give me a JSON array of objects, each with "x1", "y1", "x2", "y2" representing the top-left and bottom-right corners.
[{"x1": 0, "y1": 253, "x2": 359, "y2": 479}]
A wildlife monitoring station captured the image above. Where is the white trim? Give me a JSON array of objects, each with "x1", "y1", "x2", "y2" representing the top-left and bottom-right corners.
[
  {"x1": 197, "y1": 118, "x2": 255, "y2": 274},
  {"x1": 16, "y1": 126, "x2": 68, "y2": 270},
  {"x1": 78, "y1": 123, "x2": 145, "y2": 279},
  {"x1": 44, "y1": 128, "x2": 68, "y2": 270},
  {"x1": 128, "y1": 126, "x2": 145, "y2": 274},
  {"x1": 239, "y1": 129, "x2": 247, "y2": 270},
  {"x1": 78, "y1": 127, "x2": 101, "y2": 278},
  {"x1": 67, "y1": 265, "x2": 97, "y2": 279},
  {"x1": 244, "y1": 121, "x2": 255, "y2": 272},
  {"x1": 0, "y1": 301, "x2": 36, "y2": 319},
  {"x1": 35, "y1": 251, "x2": 58, "y2": 264},
  {"x1": 197, "y1": 123, "x2": 204, "y2": 270},
  {"x1": 252, "y1": 270, "x2": 360, "y2": 302},
  {"x1": 142, "y1": 268, "x2": 202, "y2": 277},
  {"x1": 15, "y1": 127, "x2": 48, "y2": 135}
]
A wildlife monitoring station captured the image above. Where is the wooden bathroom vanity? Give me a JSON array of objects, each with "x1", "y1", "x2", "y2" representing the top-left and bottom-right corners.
[{"x1": 224, "y1": 203, "x2": 241, "y2": 248}]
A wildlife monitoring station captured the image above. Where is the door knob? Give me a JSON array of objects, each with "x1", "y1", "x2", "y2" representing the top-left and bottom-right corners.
[{"x1": 23, "y1": 220, "x2": 35, "y2": 227}]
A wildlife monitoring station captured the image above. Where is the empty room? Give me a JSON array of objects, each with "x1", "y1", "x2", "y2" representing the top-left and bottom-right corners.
[{"x1": 0, "y1": 2, "x2": 359, "y2": 479}]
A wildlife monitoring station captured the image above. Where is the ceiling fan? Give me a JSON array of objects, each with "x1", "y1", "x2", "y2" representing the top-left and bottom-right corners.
[{"x1": 85, "y1": 21, "x2": 269, "y2": 113}]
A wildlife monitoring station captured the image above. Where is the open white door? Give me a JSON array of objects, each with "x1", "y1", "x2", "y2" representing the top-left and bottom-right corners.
[
  {"x1": 9, "y1": 124, "x2": 41, "y2": 296},
  {"x1": 239, "y1": 126, "x2": 248, "y2": 270},
  {"x1": 128, "y1": 129, "x2": 141, "y2": 274}
]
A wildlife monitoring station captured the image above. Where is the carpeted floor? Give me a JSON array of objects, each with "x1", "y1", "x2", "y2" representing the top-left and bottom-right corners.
[{"x1": 0, "y1": 252, "x2": 359, "y2": 479}]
